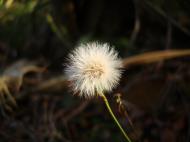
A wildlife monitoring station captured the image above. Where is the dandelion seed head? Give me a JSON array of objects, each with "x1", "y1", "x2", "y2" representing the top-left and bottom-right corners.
[{"x1": 65, "y1": 42, "x2": 122, "y2": 98}]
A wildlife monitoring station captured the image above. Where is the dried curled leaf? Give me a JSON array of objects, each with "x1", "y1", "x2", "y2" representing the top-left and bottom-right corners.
[{"x1": 0, "y1": 60, "x2": 46, "y2": 110}]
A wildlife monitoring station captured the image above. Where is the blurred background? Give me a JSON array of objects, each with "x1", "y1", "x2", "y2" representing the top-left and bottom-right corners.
[{"x1": 0, "y1": 0, "x2": 190, "y2": 142}]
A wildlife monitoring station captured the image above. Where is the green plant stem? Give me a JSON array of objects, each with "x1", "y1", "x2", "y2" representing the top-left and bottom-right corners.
[{"x1": 99, "y1": 92, "x2": 132, "y2": 142}]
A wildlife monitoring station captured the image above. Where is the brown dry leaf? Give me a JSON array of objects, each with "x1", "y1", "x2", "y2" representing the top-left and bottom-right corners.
[
  {"x1": 123, "y1": 50, "x2": 190, "y2": 111},
  {"x1": 123, "y1": 49, "x2": 190, "y2": 67},
  {"x1": 0, "y1": 60, "x2": 46, "y2": 109}
]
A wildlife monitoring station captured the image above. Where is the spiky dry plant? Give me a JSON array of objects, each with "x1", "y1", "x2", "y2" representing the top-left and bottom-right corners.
[{"x1": 65, "y1": 42, "x2": 131, "y2": 142}]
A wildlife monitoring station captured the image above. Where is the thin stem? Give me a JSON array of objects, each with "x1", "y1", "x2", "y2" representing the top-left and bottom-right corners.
[{"x1": 99, "y1": 92, "x2": 132, "y2": 142}]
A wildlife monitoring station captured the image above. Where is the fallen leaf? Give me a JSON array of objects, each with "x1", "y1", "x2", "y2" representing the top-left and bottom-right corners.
[{"x1": 0, "y1": 60, "x2": 46, "y2": 110}]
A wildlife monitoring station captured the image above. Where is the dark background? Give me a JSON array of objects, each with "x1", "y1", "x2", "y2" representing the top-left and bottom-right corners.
[{"x1": 0, "y1": 0, "x2": 190, "y2": 141}]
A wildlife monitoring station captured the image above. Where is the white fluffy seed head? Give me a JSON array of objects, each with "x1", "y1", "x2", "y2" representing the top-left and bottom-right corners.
[{"x1": 65, "y1": 42, "x2": 123, "y2": 98}]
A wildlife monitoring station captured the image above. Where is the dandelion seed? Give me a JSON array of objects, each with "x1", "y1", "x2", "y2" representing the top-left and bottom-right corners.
[
  {"x1": 65, "y1": 42, "x2": 122, "y2": 98},
  {"x1": 65, "y1": 42, "x2": 132, "y2": 142}
]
